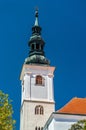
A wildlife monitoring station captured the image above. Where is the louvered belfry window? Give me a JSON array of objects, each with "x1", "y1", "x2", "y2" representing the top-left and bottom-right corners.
[{"x1": 36, "y1": 75, "x2": 42, "y2": 85}]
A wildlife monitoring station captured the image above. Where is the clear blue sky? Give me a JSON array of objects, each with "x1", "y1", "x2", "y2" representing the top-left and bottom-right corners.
[{"x1": 0, "y1": 0, "x2": 86, "y2": 130}]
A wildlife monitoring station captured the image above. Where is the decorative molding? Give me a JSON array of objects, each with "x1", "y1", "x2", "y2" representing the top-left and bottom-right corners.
[
  {"x1": 20, "y1": 99, "x2": 55, "y2": 111},
  {"x1": 48, "y1": 73, "x2": 54, "y2": 78}
]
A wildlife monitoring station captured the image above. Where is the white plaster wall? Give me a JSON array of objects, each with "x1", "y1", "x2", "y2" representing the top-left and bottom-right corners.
[
  {"x1": 31, "y1": 75, "x2": 48, "y2": 99},
  {"x1": 45, "y1": 120, "x2": 76, "y2": 130},
  {"x1": 44, "y1": 114, "x2": 86, "y2": 130},
  {"x1": 20, "y1": 101, "x2": 55, "y2": 130},
  {"x1": 21, "y1": 70, "x2": 55, "y2": 102},
  {"x1": 54, "y1": 121, "x2": 75, "y2": 130},
  {"x1": 20, "y1": 104, "x2": 25, "y2": 130},
  {"x1": 21, "y1": 74, "x2": 31, "y2": 103},
  {"x1": 20, "y1": 65, "x2": 55, "y2": 130},
  {"x1": 48, "y1": 119, "x2": 54, "y2": 130},
  {"x1": 47, "y1": 76, "x2": 54, "y2": 101}
]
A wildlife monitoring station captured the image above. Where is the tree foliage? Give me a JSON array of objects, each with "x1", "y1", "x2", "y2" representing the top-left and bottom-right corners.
[
  {"x1": 0, "y1": 90, "x2": 16, "y2": 130},
  {"x1": 69, "y1": 120, "x2": 86, "y2": 130}
]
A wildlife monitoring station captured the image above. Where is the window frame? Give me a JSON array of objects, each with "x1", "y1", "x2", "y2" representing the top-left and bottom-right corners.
[
  {"x1": 35, "y1": 75, "x2": 45, "y2": 86},
  {"x1": 35, "y1": 105, "x2": 44, "y2": 115}
]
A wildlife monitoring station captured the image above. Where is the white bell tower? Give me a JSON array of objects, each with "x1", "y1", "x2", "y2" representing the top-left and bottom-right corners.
[{"x1": 20, "y1": 10, "x2": 55, "y2": 130}]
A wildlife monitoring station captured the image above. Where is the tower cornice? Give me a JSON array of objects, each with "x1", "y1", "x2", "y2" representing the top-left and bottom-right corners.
[{"x1": 20, "y1": 64, "x2": 55, "y2": 80}]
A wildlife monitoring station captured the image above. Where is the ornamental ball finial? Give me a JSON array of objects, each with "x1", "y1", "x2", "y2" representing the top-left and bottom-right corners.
[{"x1": 35, "y1": 7, "x2": 38, "y2": 17}]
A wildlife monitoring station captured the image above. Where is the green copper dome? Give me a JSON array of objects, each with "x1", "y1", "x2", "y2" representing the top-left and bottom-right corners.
[{"x1": 25, "y1": 9, "x2": 50, "y2": 65}]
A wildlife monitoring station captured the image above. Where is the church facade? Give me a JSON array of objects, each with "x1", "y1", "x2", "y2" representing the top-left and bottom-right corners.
[{"x1": 20, "y1": 10, "x2": 55, "y2": 130}]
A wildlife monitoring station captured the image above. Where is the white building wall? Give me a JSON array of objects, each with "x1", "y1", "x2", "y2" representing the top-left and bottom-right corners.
[
  {"x1": 48, "y1": 119, "x2": 54, "y2": 130},
  {"x1": 20, "y1": 104, "x2": 25, "y2": 130},
  {"x1": 31, "y1": 75, "x2": 48, "y2": 100},
  {"x1": 21, "y1": 65, "x2": 55, "y2": 103},
  {"x1": 20, "y1": 101, "x2": 55, "y2": 130},
  {"x1": 54, "y1": 121, "x2": 75, "y2": 130},
  {"x1": 21, "y1": 74, "x2": 31, "y2": 103},
  {"x1": 44, "y1": 113, "x2": 86, "y2": 130},
  {"x1": 48, "y1": 76, "x2": 54, "y2": 101}
]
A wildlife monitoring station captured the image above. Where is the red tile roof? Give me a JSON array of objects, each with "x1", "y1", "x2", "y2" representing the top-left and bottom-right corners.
[{"x1": 58, "y1": 97, "x2": 86, "y2": 114}]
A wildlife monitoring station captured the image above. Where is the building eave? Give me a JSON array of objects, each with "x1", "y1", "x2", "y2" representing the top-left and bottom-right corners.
[
  {"x1": 43, "y1": 112, "x2": 86, "y2": 130},
  {"x1": 55, "y1": 112, "x2": 86, "y2": 116}
]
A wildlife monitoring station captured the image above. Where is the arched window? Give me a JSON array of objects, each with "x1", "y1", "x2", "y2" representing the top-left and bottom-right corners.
[
  {"x1": 32, "y1": 44, "x2": 34, "y2": 50},
  {"x1": 35, "y1": 106, "x2": 39, "y2": 114},
  {"x1": 36, "y1": 44, "x2": 39, "y2": 50},
  {"x1": 35, "y1": 127, "x2": 43, "y2": 130},
  {"x1": 35, "y1": 105, "x2": 44, "y2": 115},
  {"x1": 40, "y1": 106, "x2": 43, "y2": 115},
  {"x1": 35, "y1": 127, "x2": 37, "y2": 130},
  {"x1": 41, "y1": 127, "x2": 43, "y2": 130},
  {"x1": 36, "y1": 75, "x2": 45, "y2": 86},
  {"x1": 36, "y1": 75, "x2": 42, "y2": 85},
  {"x1": 41, "y1": 45, "x2": 43, "y2": 50}
]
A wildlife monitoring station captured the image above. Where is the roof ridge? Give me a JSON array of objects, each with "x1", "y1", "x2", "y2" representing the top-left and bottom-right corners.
[{"x1": 74, "y1": 97, "x2": 86, "y2": 99}]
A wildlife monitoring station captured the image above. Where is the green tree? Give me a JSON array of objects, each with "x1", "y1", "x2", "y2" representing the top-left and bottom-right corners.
[
  {"x1": 0, "y1": 90, "x2": 16, "y2": 130},
  {"x1": 69, "y1": 120, "x2": 86, "y2": 130}
]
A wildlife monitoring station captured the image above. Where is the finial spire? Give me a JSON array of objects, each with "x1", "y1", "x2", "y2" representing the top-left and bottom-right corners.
[
  {"x1": 24, "y1": 9, "x2": 50, "y2": 65},
  {"x1": 35, "y1": 8, "x2": 39, "y2": 26}
]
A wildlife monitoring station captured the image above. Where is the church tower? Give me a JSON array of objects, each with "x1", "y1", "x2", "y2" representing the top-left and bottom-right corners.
[{"x1": 20, "y1": 10, "x2": 55, "y2": 130}]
